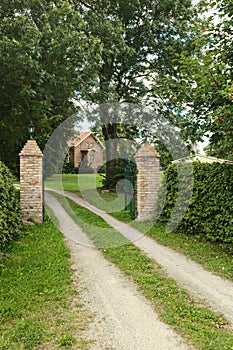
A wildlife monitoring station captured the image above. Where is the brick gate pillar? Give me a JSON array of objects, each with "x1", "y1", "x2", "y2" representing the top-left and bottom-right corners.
[
  {"x1": 19, "y1": 140, "x2": 43, "y2": 224},
  {"x1": 135, "y1": 144, "x2": 160, "y2": 221}
]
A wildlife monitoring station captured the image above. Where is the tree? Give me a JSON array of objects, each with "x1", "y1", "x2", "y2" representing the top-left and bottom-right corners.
[
  {"x1": 153, "y1": 0, "x2": 233, "y2": 160},
  {"x1": 202, "y1": 0, "x2": 233, "y2": 159},
  {"x1": 0, "y1": 0, "x2": 99, "y2": 174},
  {"x1": 78, "y1": 0, "x2": 197, "y2": 187}
]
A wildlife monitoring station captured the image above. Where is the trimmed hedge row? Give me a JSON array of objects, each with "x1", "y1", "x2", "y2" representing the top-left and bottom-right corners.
[
  {"x1": 0, "y1": 161, "x2": 22, "y2": 249},
  {"x1": 159, "y1": 162, "x2": 233, "y2": 244}
]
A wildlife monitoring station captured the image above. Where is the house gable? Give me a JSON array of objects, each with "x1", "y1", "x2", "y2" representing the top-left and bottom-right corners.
[
  {"x1": 69, "y1": 131, "x2": 104, "y2": 172},
  {"x1": 74, "y1": 131, "x2": 104, "y2": 150}
]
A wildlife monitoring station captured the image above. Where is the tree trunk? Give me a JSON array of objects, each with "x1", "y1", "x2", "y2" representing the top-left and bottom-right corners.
[{"x1": 101, "y1": 122, "x2": 119, "y2": 189}]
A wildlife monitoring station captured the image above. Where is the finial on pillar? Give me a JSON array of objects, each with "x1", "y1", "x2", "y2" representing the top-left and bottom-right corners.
[{"x1": 28, "y1": 120, "x2": 35, "y2": 140}]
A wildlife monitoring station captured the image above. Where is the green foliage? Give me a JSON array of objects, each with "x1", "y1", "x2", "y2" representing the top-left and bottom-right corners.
[
  {"x1": 63, "y1": 160, "x2": 75, "y2": 174},
  {"x1": 146, "y1": 223, "x2": 233, "y2": 281},
  {"x1": 101, "y1": 159, "x2": 125, "y2": 190},
  {"x1": 57, "y1": 334, "x2": 76, "y2": 346},
  {"x1": 81, "y1": 0, "x2": 196, "y2": 105},
  {"x1": 0, "y1": 0, "x2": 100, "y2": 175},
  {"x1": 63, "y1": 161, "x2": 95, "y2": 174},
  {"x1": 160, "y1": 162, "x2": 233, "y2": 244},
  {"x1": 155, "y1": 0, "x2": 233, "y2": 159},
  {"x1": 80, "y1": 0, "x2": 197, "y2": 188},
  {"x1": 0, "y1": 161, "x2": 22, "y2": 249}
]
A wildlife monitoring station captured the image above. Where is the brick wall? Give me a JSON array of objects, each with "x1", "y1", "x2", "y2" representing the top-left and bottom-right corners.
[
  {"x1": 74, "y1": 135, "x2": 104, "y2": 172},
  {"x1": 73, "y1": 147, "x2": 82, "y2": 168},
  {"x1": 135, "y1": 144, "x2": 160, "y2": 221},
  {"x1": 19, "y1": 140, "x2": 43, "y2": 224}
]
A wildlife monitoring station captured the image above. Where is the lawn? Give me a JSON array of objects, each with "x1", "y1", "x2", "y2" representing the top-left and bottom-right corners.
[
  {"x1": 45, "y1": 173, "x2": 103, "y2": 193},
  {"x1": 45, "y1": 173, "x2": 125, "y2": 213},
  {"x1": 0, "y1": 213, "x2": 92, "y2": 350}
]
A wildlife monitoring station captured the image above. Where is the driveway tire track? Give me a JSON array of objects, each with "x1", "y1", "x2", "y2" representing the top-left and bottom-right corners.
[
  {"x1": 45, "y1": 191, "x2": 195, "y2": 350},
  {"x1": 46, "y1": 189, "x2": 233, "y2": 328}
]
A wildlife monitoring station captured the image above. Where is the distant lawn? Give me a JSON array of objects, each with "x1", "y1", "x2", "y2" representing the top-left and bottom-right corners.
[
  {"x1": 45, "y1": 173, "x2": 103, "y2": 193},
  {"x1": 0, "y1": 215, "x2": 92, "y2": 350},
  {"x1": 45, "y1": 173, "x2": 125, "y2": 213}
]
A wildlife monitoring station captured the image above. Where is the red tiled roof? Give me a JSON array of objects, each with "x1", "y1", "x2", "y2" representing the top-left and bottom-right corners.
[
  {"x1": 79, "y1": 130, "x2": 92, "y2": 140},
  {"x1": 68, "y1": 130, "x2": 105, "y2": 149},
  {"x1": 68, "y1": 130, "x2": 92, "y2": 147},
  {"x1": 73, "y1": 130, "x2": 92, "y2": 146}
]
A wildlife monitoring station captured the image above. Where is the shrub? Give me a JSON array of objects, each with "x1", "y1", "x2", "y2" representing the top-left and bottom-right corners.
[
  {"x1": 62, "y1": 160, "x2": 94, "y2": 174},
  {"x1": 62, "y1": 160, "x2": 75, "y2": 174},
  {"x1": 0, "y1": 161, "x2": 22, "y2": 249},
  {"x1": 100, "y1": 159, "x2": 125, "y2": 190},
  {"x1": 97, "y1": 162, "x2": 106, "y2": 174},
  {"x1": 159, "y1": 162, "x2": 233, "y2": 244}
]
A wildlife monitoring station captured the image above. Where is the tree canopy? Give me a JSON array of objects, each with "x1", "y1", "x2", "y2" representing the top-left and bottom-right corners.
[
  {"x1": 2, "y1": 0, "x2": 232, "y2": 180},
  {"x1": 0, "y1": 0, "x2": 99, "y2": 174},
  {"x1": 77, "y1": 0, "x2": 197, "y2": 186},
  {"x1": 154, "y1": 0, "x2": 233, "y2": 160}
]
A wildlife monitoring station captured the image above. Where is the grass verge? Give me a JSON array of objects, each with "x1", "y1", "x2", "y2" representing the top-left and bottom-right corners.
[
  {"x1": 111, "y1": 210, "x2": 233, "y2": 282},
  {"x1": 55, "y1": 194, "x2": 233, "y2": 350},
  {"x1": 146, "y1": 223, "x2": 233, "y2": 282},
  {"x1": 0, "y1": 214, "x2": 92, "y2": 350}
]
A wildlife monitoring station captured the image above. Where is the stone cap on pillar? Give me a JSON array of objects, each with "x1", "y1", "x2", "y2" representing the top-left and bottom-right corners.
[
  {"x1": 135, "y1": 144, "x2": 160, "y2": 159},
  {"x1": 19, "y1": 140, "x2": 43, "y2": 157}
]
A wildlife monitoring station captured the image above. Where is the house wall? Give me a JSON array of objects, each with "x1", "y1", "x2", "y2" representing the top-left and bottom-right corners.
[
  {"x1": 69, "y1": 148, "x2": 74, "y2": 163},
  {"x1": 73, "y1": 134, "x2": 104, "y2": 172},
  {"x1": 80, "y1": 135, "x2": 97, "y2": 150},
  {"x1": 73, "y1": 147, "x2": 82, "y2": 168}
]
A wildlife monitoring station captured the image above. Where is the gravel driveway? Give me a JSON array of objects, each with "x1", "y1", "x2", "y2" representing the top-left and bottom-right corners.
[
  {"x1": 46, "y1": 192, "x2": 195, "y2": 350},
  {"x1": 53, "y1": 189, "x2": 233, "y2": 327},
  {"x1": 45, "y1": 189, "x2": 233, "y2": 349}
]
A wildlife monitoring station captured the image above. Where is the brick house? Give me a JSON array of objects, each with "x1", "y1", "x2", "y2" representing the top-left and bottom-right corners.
[{"x1": 68, "y1": 131, "x2": 104, "y2": 172}]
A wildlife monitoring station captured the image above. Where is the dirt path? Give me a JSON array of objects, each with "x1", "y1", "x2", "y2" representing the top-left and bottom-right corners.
[
  {"x1": 46, "y1": 189, "x2": 233, "y2": 328},
  {"x1": 45, "y1": 192, "x2": 195, "y2": 350}
]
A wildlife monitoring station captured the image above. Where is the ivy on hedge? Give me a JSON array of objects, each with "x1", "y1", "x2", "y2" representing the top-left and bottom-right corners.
[
  {"x1": 0, "y1": 161, "x2": 22, "y2": 249},
  {"x1": 159, "y1": 162, "x2": 233, "y2": 244}
]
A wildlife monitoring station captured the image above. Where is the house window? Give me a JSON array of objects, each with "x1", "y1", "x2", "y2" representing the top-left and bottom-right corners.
[
  {"x1": 90, "y1": 143, "x2": 93, "y2": 148},
  {"x1": 86, "y1": 142, "x2": 89, "y2": 148}
]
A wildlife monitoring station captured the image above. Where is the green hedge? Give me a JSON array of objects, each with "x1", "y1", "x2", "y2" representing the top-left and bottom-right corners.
[
  {"x1": 159, "y1": 162, "x2": 233, "y2": 244},
  {"x1": 0, "y1": 161, "x2": 22, "y2": 249}
]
